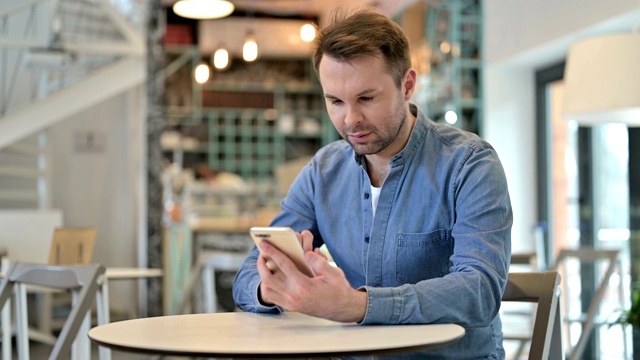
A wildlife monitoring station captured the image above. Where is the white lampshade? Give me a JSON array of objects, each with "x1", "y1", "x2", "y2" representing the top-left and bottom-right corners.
[
  {"x1": 563, "y1": 32, "x2": 640, "y2": 126},
  {"x1": 243, "y1": 34, "x2": 258, "y2": 62},
  {"x1": 173, "y1": 0, "x2": 234, "y2": 20},
  {"x1": 213, "y1": 47, "x2": 230, "y2": 69},
  {"x1": 194, "y1": 62, "x2": 211, "y2": 84}
]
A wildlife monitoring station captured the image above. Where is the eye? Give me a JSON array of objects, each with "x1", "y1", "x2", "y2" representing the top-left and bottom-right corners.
[
  {"x1": 360, "y1": 96, "x2": 373, "y2": 102},
  {"x1": 331, "y1": 99, "x2": 343, "y2": 105}
]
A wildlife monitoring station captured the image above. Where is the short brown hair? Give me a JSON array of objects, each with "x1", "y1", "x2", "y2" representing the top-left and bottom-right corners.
[{"x1": 312, "y1": 8, "x2": 411, "y2": 87}]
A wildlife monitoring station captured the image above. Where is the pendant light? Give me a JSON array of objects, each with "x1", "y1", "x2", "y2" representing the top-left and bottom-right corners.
[
  {"x1": 173, "y1": 0, "x2": 235, "y2": 20},
  {"x1": 243, "y1": 32, "x2": 258, "y2": 62},
  {"x1": 194, "y1": 62, "x2": 211, "y2": 84},
  {"x1": 563, "y1": 31, "x2": 640, "y2": 126},
  {"x1": 300, "y1": 23, "x2": 316, "y2": 43},
  {"x1": 213, "y1": 46, "x2": 230, "y2": 70}
]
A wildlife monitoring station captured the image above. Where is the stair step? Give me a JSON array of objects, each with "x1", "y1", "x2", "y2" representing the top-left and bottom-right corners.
[
  {"x1": 0, "y1": 166, "x2": 43, "y2": 179},
  {"x1": 2, "y1": 142, "x2": 41, "y2": 156},
  {"x1": 0, "y1": 190, "x2": 39, "y2": 201}
]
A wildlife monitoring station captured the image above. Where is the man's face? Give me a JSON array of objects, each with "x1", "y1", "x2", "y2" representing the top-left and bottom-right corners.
[{"x1": 318, "y1": 55, "x2": 414, "y2": 157}]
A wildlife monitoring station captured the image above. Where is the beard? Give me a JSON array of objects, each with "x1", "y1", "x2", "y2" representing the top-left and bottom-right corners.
[{"x1": 341, "y1": 100, "x2": 407, "y2": 156}]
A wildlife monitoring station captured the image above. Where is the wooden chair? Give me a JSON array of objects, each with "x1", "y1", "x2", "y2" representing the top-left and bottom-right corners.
[
  {"x1": 48, "y1": 228, "x2": 97, "y2": 266},
  {"x1": 0, "y1": 262, "x2": 105, "y2": 360},
  {"x1": 502, "y1": 271, "x2": 563, "y2": 360}
]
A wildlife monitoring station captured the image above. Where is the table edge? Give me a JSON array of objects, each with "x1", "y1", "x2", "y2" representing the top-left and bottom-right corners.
[{"x1": 89, "y1": 322, "x2": 465, "y2": 358}]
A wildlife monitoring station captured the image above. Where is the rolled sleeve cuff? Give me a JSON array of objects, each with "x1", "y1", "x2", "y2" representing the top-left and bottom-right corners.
[
  {"x1": 358, "y1": 286, "x2": 402, "y2": 325},
  {"x1": 251, "y1": 279, "x2": 283, "y2": 314}
]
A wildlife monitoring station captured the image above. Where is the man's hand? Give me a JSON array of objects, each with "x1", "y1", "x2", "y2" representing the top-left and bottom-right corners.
[{"x1": 257, "y1": 231, "x2": 367, "y2": 323}]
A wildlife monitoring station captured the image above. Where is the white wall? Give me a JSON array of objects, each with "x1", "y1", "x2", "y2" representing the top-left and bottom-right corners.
[
  {"x1": 483, "y1": 0, "x2": 640, "y2": 253},
  {"x1": 48, "y1": 86, "x2": 145, "y2": 313}
]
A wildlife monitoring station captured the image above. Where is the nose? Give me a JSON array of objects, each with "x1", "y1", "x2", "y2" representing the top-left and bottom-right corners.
[{"x1": 344, "y1": 105, "x2": 363, "y2": 129}]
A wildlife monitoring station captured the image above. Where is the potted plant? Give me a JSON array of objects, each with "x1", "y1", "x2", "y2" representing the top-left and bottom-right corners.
[{"x1": 611, "y1": 286, "x2": 640, "y2": 330}]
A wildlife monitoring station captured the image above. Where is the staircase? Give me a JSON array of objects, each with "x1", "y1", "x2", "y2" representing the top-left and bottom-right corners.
[{"x1": 0, "y1": 0, "x2": 146, "y2": 209}]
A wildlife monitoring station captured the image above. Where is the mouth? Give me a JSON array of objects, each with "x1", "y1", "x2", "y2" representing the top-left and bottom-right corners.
[{"x1": 348, "y1": 132, "x2": 371, "y2": 144}]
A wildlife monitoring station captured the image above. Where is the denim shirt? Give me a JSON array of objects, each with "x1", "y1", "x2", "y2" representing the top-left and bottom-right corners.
[{"x1": 233, "y1": 104, "x2": 512, "y2": 359}]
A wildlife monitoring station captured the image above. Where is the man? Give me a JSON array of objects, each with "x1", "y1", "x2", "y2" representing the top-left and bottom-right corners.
[{"x1": 233, "y1": 8, "x2": 512, "y2": 359}]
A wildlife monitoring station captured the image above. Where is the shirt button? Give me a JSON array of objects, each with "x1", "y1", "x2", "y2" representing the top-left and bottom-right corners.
[
  {"x1": 364, "y1": 236, "x2": 370, "y2": 243},
  {"x1": 364, "y1": 193, "x2": 370, "y2": 199}
]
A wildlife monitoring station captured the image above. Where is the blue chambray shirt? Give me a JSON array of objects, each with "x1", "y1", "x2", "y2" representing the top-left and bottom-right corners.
[{"x1": 233, "y1": 104, "x2": 512, "y2": 359}]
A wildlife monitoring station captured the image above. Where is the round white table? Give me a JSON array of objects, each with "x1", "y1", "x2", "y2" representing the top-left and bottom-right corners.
[{"x1": 89, "y1": 311, "x2": 465, "y2": 358}]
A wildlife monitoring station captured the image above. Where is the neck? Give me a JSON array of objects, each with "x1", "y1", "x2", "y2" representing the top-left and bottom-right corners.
[
  {"x1": 365, "y1": 157, "x2": 389, "y2": 187},
  {"x1": 364, "y1": 107, "x2": 417, "y2": 186}
]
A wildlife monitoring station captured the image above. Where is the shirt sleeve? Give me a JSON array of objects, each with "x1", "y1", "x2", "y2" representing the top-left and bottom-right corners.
[{"x1": 232, "y1": 246, "x2": 283, "y2": 314}]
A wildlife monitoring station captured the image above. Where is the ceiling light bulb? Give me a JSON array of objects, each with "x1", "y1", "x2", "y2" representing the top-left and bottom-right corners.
[
  {"x1": 243, "y1": 36, "x2": 258, "y2": 62},
  {"x1": 173, "y1": 0, "x2": 234, "y2": 20},
  {"x1": 444, "y1": 110, "x2": 458, "y2": 125},
  {"x1": 300, "y1": 23, "x2": 316, "y2": 43},
  {"x1": 194, "y1": 62, "x2": 210, "y2": 84},
  {"x1": 213, "y1": 48, "x2": 230, "y2": 69}
]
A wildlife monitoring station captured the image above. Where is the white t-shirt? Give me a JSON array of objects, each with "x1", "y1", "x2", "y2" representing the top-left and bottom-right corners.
[{"x1": 371, "y1": 185, "x2": 381, "y2": 218}]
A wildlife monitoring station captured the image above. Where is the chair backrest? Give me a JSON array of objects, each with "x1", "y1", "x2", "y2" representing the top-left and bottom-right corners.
[
  {"x1": 552, "y1": 247, "x2": 620, "y2": 360},
  {"x1": 48, "y1": 227, "x2": 97, "y2": 265},
  {"x1": 0, "y1": 262, "x2": 105, "y2": 360},
  {"x1": 502, "y1": 271, "x2": 563, "y2": 360}
]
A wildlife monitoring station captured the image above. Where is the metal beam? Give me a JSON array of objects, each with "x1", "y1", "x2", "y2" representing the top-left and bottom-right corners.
[
  {"x1": 61, "y1": 40, "x2": 145, "y2": 56},
  {"x1": 0, "y1": 57, "x2": 145, "y2": 150},
  {"x1": 98, "y1": 0, "x2": 144, "y2": 49}
]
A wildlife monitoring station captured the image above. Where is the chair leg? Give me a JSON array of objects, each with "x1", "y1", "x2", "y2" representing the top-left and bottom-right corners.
[
  {"x1": 549, "y1": 300, "x2": 564, "y2": 360},
  {"x1": 71, "y1": 293, "x2": 91, "y2": 360},
  {"x1": 96, "y1": 277, "x2": 112, "y2": 360},
  {"x1": 1, "y1": 297, "x2": 12, "y2": 360},
  {"x1": 38, "y1": 292, "x2": 53, "y2": 337},
  {"x1": 202, "y1": 266, "x2": 217, "y2": 313},
  {"x1": 15, "y1": 284, "x2": 30, "y2": 360},
  {"x1": 80, "y1": 312, "x2": 91, "y2": 359}
]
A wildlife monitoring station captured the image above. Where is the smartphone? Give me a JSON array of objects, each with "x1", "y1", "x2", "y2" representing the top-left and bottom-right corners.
[{"x1": 249, "y1": 226, "x2": 315, "y2": 277}]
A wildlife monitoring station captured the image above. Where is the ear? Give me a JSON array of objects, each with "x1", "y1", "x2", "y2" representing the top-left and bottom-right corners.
[{"x1": 402, "y1": 68, "x2": 418, "y2": 101}]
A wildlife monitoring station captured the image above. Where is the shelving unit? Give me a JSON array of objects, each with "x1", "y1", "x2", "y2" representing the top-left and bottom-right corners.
[
  {"x1": 161, "y1": 46, "x2": 338, "y2": 182},
  {"x1": 421, "y1": 0, "x2": 483, "y2": 135}
]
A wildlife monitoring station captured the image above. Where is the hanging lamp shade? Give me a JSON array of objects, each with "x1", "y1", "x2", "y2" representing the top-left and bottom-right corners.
[
  {"x1": 243, "y1": 33, "x2": 258, "y2": 62},
  {"x1": 173, "y1": 0, "x2": 235, "y2": 20},
  {"x1": 213, "y1": 47, "x2": 230, "y2": 70},
  {"x1": 563, "y1": 32, "x2": 640, "y2": 126}
]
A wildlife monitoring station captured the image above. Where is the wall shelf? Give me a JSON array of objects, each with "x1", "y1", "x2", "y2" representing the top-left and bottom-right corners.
[
  {"x1": 161, "y1": 47, "x2": 338, "y2": 182},
  {"x1": 420, "y1": 0, "x2": 483, "y2": 135}
]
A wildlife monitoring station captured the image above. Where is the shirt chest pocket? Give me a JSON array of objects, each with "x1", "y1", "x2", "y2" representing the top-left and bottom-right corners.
[{"x1": 395, "y1": 229, "x2": 453, "y2": 285}]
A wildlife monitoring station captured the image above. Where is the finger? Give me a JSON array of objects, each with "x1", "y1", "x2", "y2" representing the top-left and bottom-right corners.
[
  {"x1": 300, "y1": 230, "x2": 314, "y2": 253},
  {"x1": 313, "y1": 247, "x2": 328, "y2": 260},
  {"x1": 256, "y1": 252, "x2": 287, "y2": 282},
  {"x1": 259, "y1": 240, "x2": 308, "y2": 282},
  {"x1": 257, "y1": 260, "x2": 289, "y2": 308},
  {"x1": 304, "y1": 250, "x2": 334, "y2": 275},
  {"x1": 256, "y1": 254, "x2": 274, "y2": 278}
]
